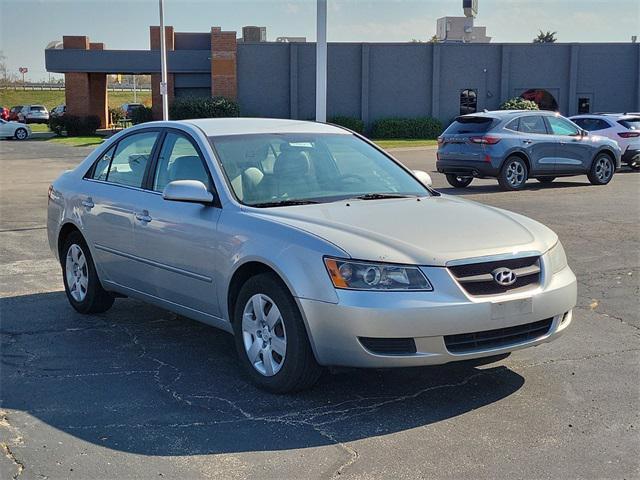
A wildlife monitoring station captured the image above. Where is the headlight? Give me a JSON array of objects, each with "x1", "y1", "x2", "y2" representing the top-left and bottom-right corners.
[
  {"x1": 546, "y1": 241, "x2": 568, "y2": 274},
  {"x1": 324, "y1": 257, "x2": 433, "y2": 291}
]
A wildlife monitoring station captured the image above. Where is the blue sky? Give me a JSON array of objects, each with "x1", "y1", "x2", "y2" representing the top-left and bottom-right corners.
[{"x1": 1, "y1": 0, "x2": 638, "y2": 80}]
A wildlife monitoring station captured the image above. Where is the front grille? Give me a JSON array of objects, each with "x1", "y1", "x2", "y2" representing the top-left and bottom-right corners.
[
  {"x1": 444, "y1": 318, "x2": 553, "y2": 354},
  {"x1": 448, "y1": 255, "x2": 541, "y2": 296},
  {"x1": 359, "y1": 337, "x2": 417, "y2": 355}
]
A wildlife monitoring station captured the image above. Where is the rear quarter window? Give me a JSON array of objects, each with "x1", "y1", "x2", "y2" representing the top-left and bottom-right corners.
[
  {"x1": 444, "y1": 117, "x2": 496, "y2": 134},
  {"x1": 618, "y1": 118, "x2": 640, "y2": 130}
]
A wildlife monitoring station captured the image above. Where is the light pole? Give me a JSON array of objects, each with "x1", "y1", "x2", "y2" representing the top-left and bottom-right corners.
[
  {"x1": 315, "y1": 0, "x2": 327, "y2": 122},
  {"x1": 159, "y1": 0, "x2": 169, "y2": 120}
]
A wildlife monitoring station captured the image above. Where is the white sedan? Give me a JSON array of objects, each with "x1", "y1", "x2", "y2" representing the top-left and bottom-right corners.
[{"x1": 0, "y1": 119, "x2": 31, "y2": 140}]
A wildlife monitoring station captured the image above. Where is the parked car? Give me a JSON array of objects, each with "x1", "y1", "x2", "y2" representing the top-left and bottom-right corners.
[
  {"x1": 8, "y1": 106, "x2": 24, "y2": 121},
  {"x1": 570, "y1": 113, "x2": 640, "y2": 170},
  {"x1": 0, "y1": 119, "x2": 31, "y2": 140},
  {"x1": 50, "y1": 104, "x2": 67, "y2": 118},
  {"x1": 436, "y1": 110, "x2": 621, "y2": 190},
  {"x1": 47, "y1": 118, "x2": 577, "y2": 392},
  {"x1": 121, "y1": 102, "x2": 144, "y2": 119},
  {"x1": 18, "y1": 105, "x2": 50, "y2": 124}
]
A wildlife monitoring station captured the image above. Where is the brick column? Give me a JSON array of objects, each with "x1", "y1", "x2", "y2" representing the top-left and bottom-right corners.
[
  {"x1": 62, "y1": 36, "x2": 108, "y2": 128},
  {"x1": 150, "y1": 26, "x2": 175, "y2": 120},
  {"x1": 211, "y1": 27, "x2": 237, "y2": 100}
]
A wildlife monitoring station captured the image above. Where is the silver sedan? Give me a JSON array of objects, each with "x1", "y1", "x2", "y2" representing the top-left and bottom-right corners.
[{"x1": 47, "y1": 118, "x2": 577, "y2": 392}]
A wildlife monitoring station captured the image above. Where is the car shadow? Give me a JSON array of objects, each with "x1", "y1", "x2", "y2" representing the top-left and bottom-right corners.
[
  {"x1": 1, "y1": 292, "x2": 524, "y2": 456},
  {"x1": 435, "y1": 180, "x2": 593, "y2": 196}
]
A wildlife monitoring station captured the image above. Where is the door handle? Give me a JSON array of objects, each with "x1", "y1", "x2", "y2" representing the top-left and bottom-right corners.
[
  {"x1": 81, "y1": 198, "x2": 94, "y2": 209},
  {"x1": 135, "y1": 210, "x2": 152, "y2": 223},
  {"x1": 522, "y1": 139, "x2": 533, "y2": 144}
]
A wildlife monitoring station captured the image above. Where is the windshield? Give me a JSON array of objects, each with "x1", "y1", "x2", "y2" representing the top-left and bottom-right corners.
[
  {"x1": 618, "y1": 118, "x2": 640, "y2": 130},
  {"x1": 209, "y1": 133, "x2": 429, "y2": 206}
]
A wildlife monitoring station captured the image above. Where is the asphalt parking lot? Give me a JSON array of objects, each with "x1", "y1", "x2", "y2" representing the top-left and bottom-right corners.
[{"x1": 1, "y1": 138, "x2": 639, "y2": 480}]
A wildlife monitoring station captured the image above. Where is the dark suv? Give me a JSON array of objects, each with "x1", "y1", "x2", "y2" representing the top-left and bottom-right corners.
[{"x1": 436, "y1": 110, "x2": 621, "y2": 190}]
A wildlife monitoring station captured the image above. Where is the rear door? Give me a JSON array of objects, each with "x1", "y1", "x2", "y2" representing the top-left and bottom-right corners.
[
  {"x1": 81, "y1": 130, "x2": 162, "y2": 287},
  {"x1": 129, "y1": 129, "x2": 222, "y2": 316},
  {"x1": 507, "y1": 115, "x2": 557, "y2": 175},
  {"x1": 545, "y1": 116, "x2": 593, "y2": 174}
]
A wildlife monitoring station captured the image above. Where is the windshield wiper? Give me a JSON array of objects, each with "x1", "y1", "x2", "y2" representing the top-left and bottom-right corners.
[
  {"x1": 351, "y1": 193, "x2": 414, "y2": 200},
  {"x1": 251, "y1": 199, "x2": 320, "y2": 208}
]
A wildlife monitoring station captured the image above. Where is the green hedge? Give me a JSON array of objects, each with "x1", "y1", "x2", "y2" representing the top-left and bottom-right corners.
[
  {"x1": 329, "y1": 116, "x2": 365, "y2": 134},
  {"x1": 371, "y1": 117, "x2": 443, "y2": 139},
  {"x1": 131, "y1": 106, "x2": 153, "y2": 125},
  {"x1": 48, "y1": 115, "x2": 101, "y2": 136},
  {"x1": 499, "y1": 97, "x2": 539, "y2": 111},
  {"x1": 169, "y1": 96, "x2": 240, "y2": 120}
]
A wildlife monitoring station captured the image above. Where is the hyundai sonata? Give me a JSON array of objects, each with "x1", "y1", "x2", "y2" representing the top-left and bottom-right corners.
[{"x1": 47, "y1": 118, "x2": 577, "y2": 392}]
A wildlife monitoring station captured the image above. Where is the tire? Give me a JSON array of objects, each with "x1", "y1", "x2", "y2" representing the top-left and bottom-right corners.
[
  {"x1": 537, "y1": 176, "x2": 555, "y2": 184},
  {"x1": 232, "y1": 272, "x2": 322, "y2": 393},
  {"x1": 445, "y1": 174, "x2": 473, "y2": 188},
  {"x1": 14, "y1": 128, "x2": 28, "y2": 141},
  {"x1": 587, "y1": 152, "x2": 615, "y2": 185},
  {"x1": 498, "y1": 156, "x2": 528, "y2": 191},
  {"x1": 61, "y1": 231, "x2": 114, "y2": 314}
]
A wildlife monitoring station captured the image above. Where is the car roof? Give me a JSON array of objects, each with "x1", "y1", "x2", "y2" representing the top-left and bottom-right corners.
[
  {"x1": 184, "y1": 118, "x2": 350, "y2": 136},
  {"x1": 570, "y1": 113, "x2": 640, "y2": 120},
  {"x1": 458, "y1": 110, "x2": 559, "y2": 121}
]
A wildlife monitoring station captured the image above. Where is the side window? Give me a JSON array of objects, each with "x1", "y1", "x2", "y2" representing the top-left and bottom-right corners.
[
  {"x1": 90, "y1": 145, "x2": 116, "y2": 181},
  {"x1": 459, "y1": 89, "x2": 478, "y2": 115},
  {"x1": 547, "y1": 116, "x2": 580, "y2": 136},
  {"x1": 518, "y1": 116, "x2": 547, "y2": 134},
  {"x1": 505, "y1": 118, "x2": 520, "y2": 132},
  {"x1": 153, "y1": 132, "x2": 210, "y2": 192},
  {"x1": 106, "y1": 131, "x2": 159, "y2": 188}
]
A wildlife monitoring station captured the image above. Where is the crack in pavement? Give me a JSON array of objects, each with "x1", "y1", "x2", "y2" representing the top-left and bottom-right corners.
[{"x1": 0, "y1": 412, "x2": 25, "y2": 480}]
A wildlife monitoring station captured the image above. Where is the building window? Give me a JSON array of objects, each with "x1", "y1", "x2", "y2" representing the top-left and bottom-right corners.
[
  {"x1": 520, "y1": 89, "x2": 558, "y2": 111},
  {"x1": 460, "y1": 89, "x2": 478, "y2": 115},
  {"x1": 578, "y1": 97, "x2": 591, "y2": 114}
]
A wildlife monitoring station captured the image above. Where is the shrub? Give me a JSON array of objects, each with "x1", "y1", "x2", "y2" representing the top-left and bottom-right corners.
[
  {"x1": 329, "y1": 116, "x2": 365, "y2": 134},
  {"x1": 49, "y1": 115, "x2": 100, "y2": 136},
  {"x1": 370, "y1": 117, "x2": 443, "y2": 139},
  {"x1": 131, "y1": 106, "x2": 153, "y2": 125},
  {"x1": 499, "y1": 97, "x2": 539, "y2": 111},
  {"x1": 169, "y1": 96, "x2": 240, "y2": 120}
]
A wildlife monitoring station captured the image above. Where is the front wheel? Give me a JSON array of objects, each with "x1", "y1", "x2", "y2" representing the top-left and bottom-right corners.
[
  {"x1": 498, "y1": 157, "x2": 528, "y2": 191},
  {"x1": 14, "y1": 128, "x2": 28, "y2": 140},
  {"x1": 587, "y1": 153, "x2": 615, "y2": 185},
  {"x1": 233, "y1": 272, "x2": 322, "y2": 393},
  {"x1": 445, "y1": 174, "x2": 473, "y2": 188},
  {"x1": 61, "y1": 231, "x2": 114, "y2": 314}
]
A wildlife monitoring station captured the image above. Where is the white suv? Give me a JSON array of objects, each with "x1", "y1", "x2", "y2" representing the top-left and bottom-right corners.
[{"x1": 570, "y1": 113, "x2": 640, "y2": 170}]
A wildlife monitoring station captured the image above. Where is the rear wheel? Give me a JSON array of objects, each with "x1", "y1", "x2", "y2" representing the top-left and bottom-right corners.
[
  {"x1": 14, "y1": 128, "x2": 28, "y2": 140},
  {"x1": 61, "y1": 231, "x2": 114, "y2": 314},
  {"x1": 498, "y1": 156, "x2": 528, "y2": 190},
  {"x1": 445, "y1": 174, "x2": 473, "y2": 188},
  {"x1": 536, "y1": 176, "x2": 556, "y2": 184},
  {"x1": 587, "y1": 153, "x2": 614, "y2": 185},
  {"x1": 233, "y1": 272, "x2": 322, "y2": 393}
]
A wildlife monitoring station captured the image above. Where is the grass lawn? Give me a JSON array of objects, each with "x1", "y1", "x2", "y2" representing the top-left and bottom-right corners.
[
  {"x1": 373, "y1": 139, "x2": 439, "y2": 149},
  {"x1": 28, "y1": 124, "x2": 50, "y2": 133},
  {"x1": 0, "y1": 89, "x2": 151, "y2": 111},
  {"x1": 46, "y1": 136, "x2": 105, "y2": 148}
]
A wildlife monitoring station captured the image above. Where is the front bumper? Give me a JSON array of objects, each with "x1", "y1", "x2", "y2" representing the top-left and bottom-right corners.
[
  {"x1": 298, "y1": 264, "x2": 577, "y2": 367},
  {"x1": 436, "y1": 159, "x2": 499, "y2": 178}
]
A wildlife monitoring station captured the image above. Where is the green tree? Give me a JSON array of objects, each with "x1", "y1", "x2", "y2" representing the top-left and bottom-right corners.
[{"x1": 533, "y1": 30, "x2": 557, "y2": 43}]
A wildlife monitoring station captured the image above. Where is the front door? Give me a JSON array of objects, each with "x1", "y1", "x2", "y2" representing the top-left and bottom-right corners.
[
  {"x1": 545, "y1": 116, "x2": 593, "y2": 174},
  {"x1": 131, "y1": 130, "x2": 222, "y2": 317}
]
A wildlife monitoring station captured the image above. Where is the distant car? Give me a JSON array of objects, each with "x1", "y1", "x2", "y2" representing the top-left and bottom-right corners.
[
  {"x1": 19, "y1": 105, "x2": 50, "y2": 124},
  {"x1": 9, "y1": 106, "x2": 24, "y2": 121},
  {"x1": 570, "y1": 113, "x2": 640, "y2": 170},
  {"x1": 121, "y1": 103, "x2": 143, "y2": 119},
  {"x1": 50, "y1": 104, "x2": 67, "y2": 118},
  {"x1": 436, "y1": 110, "x2": 622, "y2": 190},
  {"x1": 0, "y1": 107, "x2": 8, "y2": 121},
  {"x1": 0, "y1": 119, "x2": 31, "y2": 140}
]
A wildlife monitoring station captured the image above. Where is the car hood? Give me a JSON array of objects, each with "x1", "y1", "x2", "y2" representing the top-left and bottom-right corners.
[{"x1": 248, "y1": 195, "x2": 558, "y2": 266}]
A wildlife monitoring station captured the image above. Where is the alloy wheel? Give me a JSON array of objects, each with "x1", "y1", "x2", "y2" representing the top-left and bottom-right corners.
[
  {"x1": 594, "y1": 156, "x2": 613, "y2": 182},
  {"x1": 241, "y1": 293, "x2": 287, "y2": 376},
  {"x1": 15, "y1": 128, "x2": 27, "y2": 140},
  {"x1": 506, "y1": 160, "x2": 525, "y2": 187},
  {"x1": 65, "y1": 244, "x2": 88, "y2": 302}
]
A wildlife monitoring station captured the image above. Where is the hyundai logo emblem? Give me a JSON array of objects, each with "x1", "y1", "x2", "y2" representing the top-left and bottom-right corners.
[{"x1": 492, "y1": 267, "x2": 517, "y2": 286}]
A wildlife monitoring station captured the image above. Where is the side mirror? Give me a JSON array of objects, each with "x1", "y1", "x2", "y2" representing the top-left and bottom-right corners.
[
  {"x1": 580, "y1": 129, "x2": 588, "y2": 137},
  {"x1": 162, "y1": 180, "x2": 214, "y2": 204},
  {"x1": 413, "y1": 169, "x2": 433, "y2": 187}
]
